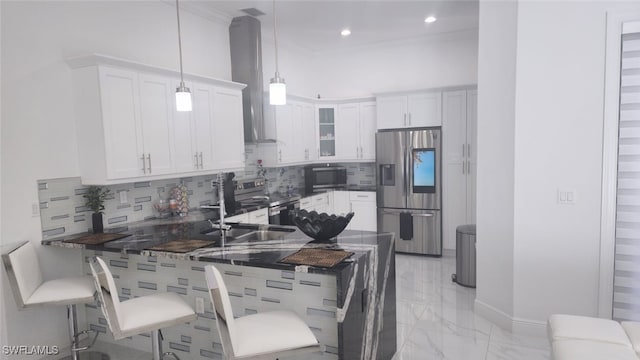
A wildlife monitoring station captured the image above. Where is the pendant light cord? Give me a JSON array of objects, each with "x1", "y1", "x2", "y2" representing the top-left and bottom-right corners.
[
  {"x1": 176, "y1": 0, "x2": 185, "y2": 84},
  {"x1": 273, "y1": 0, "x2": 279, "y2": 77}
]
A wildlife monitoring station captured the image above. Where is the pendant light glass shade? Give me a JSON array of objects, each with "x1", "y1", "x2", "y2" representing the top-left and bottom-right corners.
[
  {"x1": 269, "y1": 0, "x2": 286, "y2": 105},
  {"x1": 175, "y1": 0, "x2": 192, "y2": 112},
  {"x1": 176, "y1": 82, "x2": 192, "y2": 111},
  {"x1": 270, "y1": 76, "x2": 286, "y2": 105}
]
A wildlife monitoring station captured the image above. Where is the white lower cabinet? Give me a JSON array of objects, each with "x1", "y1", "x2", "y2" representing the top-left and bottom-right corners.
[
  {"x1": 300, "y1": 191, "x2": 377, "y2": 232},
  {"x1": 346, "y1": 192, "x2": 377, "y2": 232},
  {"x1": 226, "y1": 213, "x2": 250, "y2": 223},
  {"x1": 226, "y1": 208, "x2": 269, "y2": 225},
  {"x1": 248, "y1": 208, "x2": 269, "y2": 225}
]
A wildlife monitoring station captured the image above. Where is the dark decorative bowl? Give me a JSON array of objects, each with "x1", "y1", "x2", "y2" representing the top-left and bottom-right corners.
[{"x1": 290, "y1": 209, "x2": 354, "y2": 242}]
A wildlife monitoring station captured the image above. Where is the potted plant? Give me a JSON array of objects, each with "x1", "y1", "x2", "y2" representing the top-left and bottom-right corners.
[{"x1": 84, "y1": 186, "x2": 111, "y2": 233}]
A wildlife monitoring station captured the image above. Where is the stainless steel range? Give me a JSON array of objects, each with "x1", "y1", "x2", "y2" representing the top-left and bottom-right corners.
[{"x1": 225, "y1": 178, "x2": 300, "y2": 225}]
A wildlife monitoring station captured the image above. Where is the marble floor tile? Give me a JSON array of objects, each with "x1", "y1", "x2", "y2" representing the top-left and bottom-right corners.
[{"x1": 395, "y1": 253, "x2": 552, "y2": 360}]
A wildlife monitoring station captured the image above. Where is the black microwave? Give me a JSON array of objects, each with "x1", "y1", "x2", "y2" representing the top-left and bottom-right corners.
[{"x1": 304, "y1": 165, "x2": 347, "y2": 193}]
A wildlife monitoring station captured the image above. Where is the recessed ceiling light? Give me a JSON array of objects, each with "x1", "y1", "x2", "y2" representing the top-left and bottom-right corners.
[
  {"x1": 341, "y1": 28, "x2": 351, "y2": 36},
  {"x1": 424, "y1": 16, "x2": 437, "y2": 24}
]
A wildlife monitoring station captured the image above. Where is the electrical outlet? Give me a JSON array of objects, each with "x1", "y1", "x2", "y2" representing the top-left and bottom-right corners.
[
  {"x1": 195, "y1": 297, "x2": 205, "y2": 313},
  {"x1": 211, "y1": 180, "x2": 217, "y2": 189},
  {"x1": 119, "y1": 190, "x2": 128, "y2": 204},
  {"x1": 31, "y1": 203, "x2": 40, "y2": 217}
]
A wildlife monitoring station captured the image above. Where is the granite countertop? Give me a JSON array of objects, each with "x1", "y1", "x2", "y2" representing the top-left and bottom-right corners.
[{"x1": 43, "y1": 215, "x2": 393, "y2": 274}]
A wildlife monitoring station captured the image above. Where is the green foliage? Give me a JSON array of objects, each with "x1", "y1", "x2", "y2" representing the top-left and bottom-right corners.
[{"x1": 84, "y1": 186, "x2": 111, "y2": 214}]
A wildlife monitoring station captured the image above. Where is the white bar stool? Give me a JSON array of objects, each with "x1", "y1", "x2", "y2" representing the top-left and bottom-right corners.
[
  {"x1": 2, "y1": 241, "x2": 107, "y2": 360},
  {"x1": 204, "y1": 265, "x2": 320, "y2": 360},
  {"x1": 89, "y1": 257, "x2": 197, "y2": 360}
]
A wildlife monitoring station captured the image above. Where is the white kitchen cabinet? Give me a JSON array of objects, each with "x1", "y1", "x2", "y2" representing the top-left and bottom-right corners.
[
  {"x1": 336, "y1": 103, "x2": 360, "y2": 159},
  {"x1": 226, "y1": 213, "x2": 249, "y2": 223},
  {"x1": 332, "y1": 191, "x2": 351, "y2": 216},
  {"x1": 359, "y1": 102, "x2": 377, "y2": 161},
  {"x1": 258, "y1": 98, "x2": 316, "y2": 166},
  {"x1": 93, "y1": 67, "x2": 142, "y2": 180},
  {"x1": 442, "y1": 89, "x2": 477, "y2": 250},
  {"x1": 302, "y1": 103, "x2": 317, "y2": 161},
  {"x1": 211, "y1": 87, "x2": 245, "y2": 171},
  {"x1": 347, "y1": 191, "x2": 377, "y2": 232},
  {"x1": 248, "y1": 208, "x2": 269, "y2": 224},
  {"x1": 300, "y1": 191, "x2": 377, "y2": 232},
  {"x1": 376, "y1": 91, "x2": 442, "y2": 129},
  {"x1": 68, "y1": 54, "x2": 246, "y2": 185},
  {"x1": 138, "y1": 74, "x2": 175, "y2": 176},
  {"x1": 301, "y1": 193, "x2": 331, "y2": 214},
  {"x1": 173, "y1": 82, "x2": 241, "y2": 173}
]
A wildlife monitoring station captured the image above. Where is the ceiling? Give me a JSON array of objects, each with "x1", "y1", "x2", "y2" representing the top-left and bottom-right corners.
[{"x1": 185, "y1": 0, "x2": 479, "y2": 52}]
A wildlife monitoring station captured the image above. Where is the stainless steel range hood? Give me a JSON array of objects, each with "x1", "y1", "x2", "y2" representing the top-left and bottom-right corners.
[{"x1": 229, "y1": 16, "x2": 274, "y2": 143}]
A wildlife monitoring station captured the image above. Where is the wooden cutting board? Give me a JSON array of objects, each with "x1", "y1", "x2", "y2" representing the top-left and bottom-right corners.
[
  {"x1": 147, "y1": 239, "x2": 214, "y2": 253},
  {"x1": 280, "y1": 248, "x2": 354, "y2": 268},
  {"x1": 64, "y1": 233, "x2": 130, "y2": 245}
]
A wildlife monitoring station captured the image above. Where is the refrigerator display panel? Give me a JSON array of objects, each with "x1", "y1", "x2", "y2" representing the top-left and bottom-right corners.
[{"x1": 413, "y1": 148, "x2": 436, "y2": 193}]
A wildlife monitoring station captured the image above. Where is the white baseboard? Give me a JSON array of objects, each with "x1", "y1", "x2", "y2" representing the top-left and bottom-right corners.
[
  {"x1": 474, "y1": 299, "x2": 513, "y2": 331},
  {"x1": 474, "y1": 299, "x2": 548, "y2": 337},
  {"x1": 512, "y1": 317, "x2": 547, "y2": 337}
]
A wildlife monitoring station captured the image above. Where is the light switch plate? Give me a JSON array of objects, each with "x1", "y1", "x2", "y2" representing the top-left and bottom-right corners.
[
  {"x1": 558, "y1": 188, "x2": 576, "y2": 205},
  {"x1": 195, "y1": 297, "x2": 205, "y2": 313}
]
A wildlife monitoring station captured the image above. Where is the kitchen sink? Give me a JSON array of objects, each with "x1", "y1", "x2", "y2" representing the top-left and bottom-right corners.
[
  {"x1": 203, "y1": 228, "x2": 254, "y2": 238},
  {"x1": 234, "y1": 228, "x2": 294, "y2": 242}
]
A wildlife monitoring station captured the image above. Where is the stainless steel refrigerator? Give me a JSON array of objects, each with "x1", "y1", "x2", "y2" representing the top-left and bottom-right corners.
[{"x1": 376, "y1": 127, "x2": 442, "y2": 256}]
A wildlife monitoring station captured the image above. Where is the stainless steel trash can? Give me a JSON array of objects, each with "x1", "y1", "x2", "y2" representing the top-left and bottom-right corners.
[{"x1": 452, "y1": 224, "x2": 476, "y2": 288}]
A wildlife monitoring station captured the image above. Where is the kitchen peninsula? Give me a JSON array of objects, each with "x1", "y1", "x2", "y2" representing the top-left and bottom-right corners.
[{"x1": 43, "y1": 217, "x2": 396, "y2": 360}]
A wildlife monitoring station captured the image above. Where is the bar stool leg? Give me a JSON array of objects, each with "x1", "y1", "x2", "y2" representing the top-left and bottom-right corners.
[
  {"x1": 59, "y1": 304, "x2": 110, "y2": 360},
  {"x1": 152, "y1": 329, "x2": 162, "y2": 360}
]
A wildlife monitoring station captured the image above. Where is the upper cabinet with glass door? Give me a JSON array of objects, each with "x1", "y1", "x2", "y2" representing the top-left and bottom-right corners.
[{"x1": 317, "y1": 105, "x2": 338, "y2": 160}]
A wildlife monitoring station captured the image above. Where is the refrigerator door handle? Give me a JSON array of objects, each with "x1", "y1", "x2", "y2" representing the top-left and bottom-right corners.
[
  {"x1": 380, "y1": 210, "x2": 400, "y2": 216},
  {"x1": 411, "y1": 213, "x2": 434, "y2": 217}
]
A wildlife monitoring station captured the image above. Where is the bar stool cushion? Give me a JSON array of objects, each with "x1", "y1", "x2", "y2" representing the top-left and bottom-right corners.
[
  {"x1": 118, "y1": 292, "x2": 198, "y2": 338},
  {"x1": 233, "y1": 310, "x2": 319, "y2": 358},
  {"x1": 26, "y1": 276, "x2": 95, "y2": 306}
]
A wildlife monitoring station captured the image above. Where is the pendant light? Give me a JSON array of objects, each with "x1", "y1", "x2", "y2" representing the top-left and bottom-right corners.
[
  {"x1": 175, "y1": 0, "x2": 192, "y2": 112},
  {"x1": 269, "y1": 0, "x2": 286, "y2": 105}
]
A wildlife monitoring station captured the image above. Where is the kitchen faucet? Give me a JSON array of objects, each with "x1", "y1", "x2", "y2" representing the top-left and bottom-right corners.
[{"x1": 200, "y1": 172, "x2": 231, "y2": 245}]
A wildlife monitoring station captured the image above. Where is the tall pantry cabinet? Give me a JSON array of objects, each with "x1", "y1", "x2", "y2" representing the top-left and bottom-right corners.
[{"x1": 442, "y1": 89, "x2": 477, "y2": 251}]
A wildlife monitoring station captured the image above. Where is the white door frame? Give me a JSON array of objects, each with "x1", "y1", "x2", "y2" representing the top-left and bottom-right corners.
[{"x1": 599, "y1": 14, "x2": 640, "y2": 319}]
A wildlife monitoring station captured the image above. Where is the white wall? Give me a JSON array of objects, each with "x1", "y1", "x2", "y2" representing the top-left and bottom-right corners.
[
  {"x1": 476, "y1": 0, "x2": 640, "y2": 332},
  {"x1": 262, "y1": 37, "x2": 317, "y2": 98},
  {"x1": 474, "y1": 0, "x2": 517, "y2": 329},
  {"x1": 0, "y1": 0, "x2": 231, "y2": 351},
  {"x1": 310, "y1": 30, "x2": 478, "y2": 98}
]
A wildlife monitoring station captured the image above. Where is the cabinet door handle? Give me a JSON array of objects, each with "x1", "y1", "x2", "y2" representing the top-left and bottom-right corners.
[
  {"x1": 279, "y1": 149, "x2": 282, "y2": 162},
  {"x1": 467, "y1": 160, "x2": 470, "y2": 174},
  {"x1": 199, "y1": 152, "x2": 203, "y2": 169},
  {"x1": 467, "y1": 143, "x2": 471, "y2": 158},
  {"x1": 141, "y1": 154, "x2": 147, "y2": 174},
  {"x1": 403, "y1": 113, "x2": 407, "y2": 126},
  {"x1": 462, "y1": 161, "x2": 465, "y2": 175},
  {"x1": 147, "y1": 154, "x2": 152, "y2": 173},
  {"x1": 462, "y1": 144, "x2": 465, "y2": 158},
  {"x1": 194, "y1": 153, "x2": 199, "y2": 169}
]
